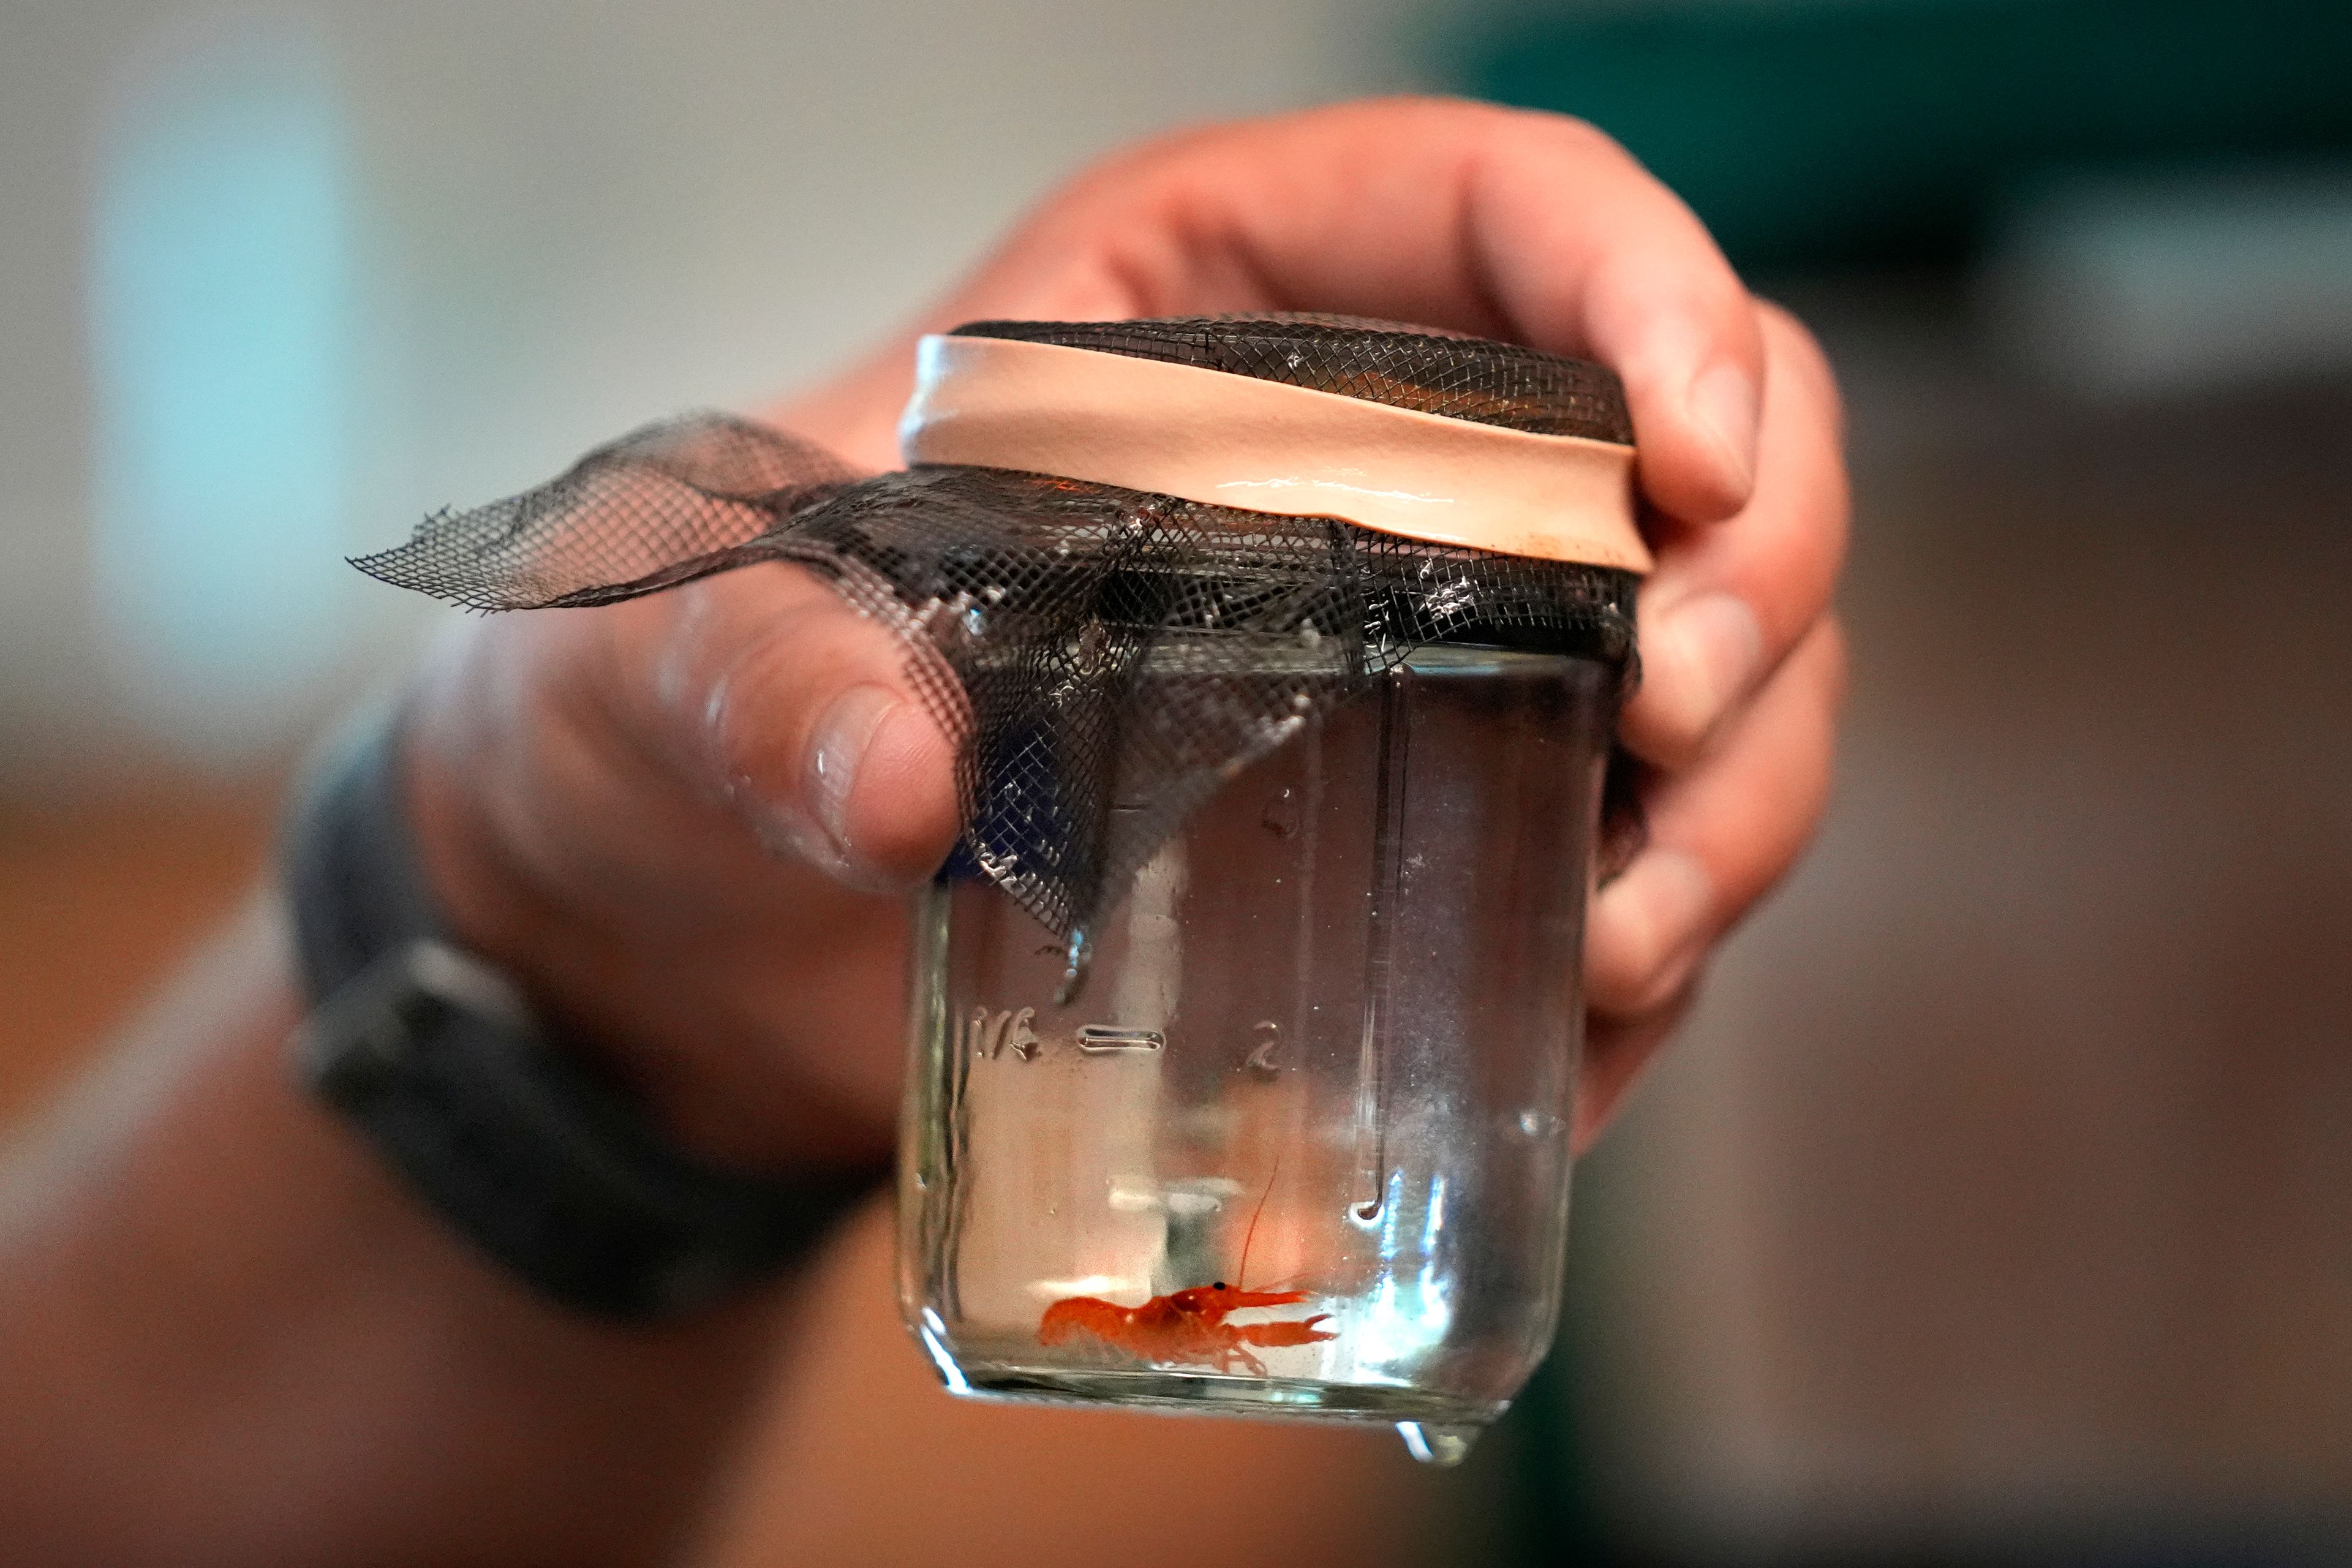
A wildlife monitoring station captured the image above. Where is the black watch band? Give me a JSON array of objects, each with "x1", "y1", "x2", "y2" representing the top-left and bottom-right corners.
[{"x1": 284, "y1": 708, "x2": 878, "y2": 1319}]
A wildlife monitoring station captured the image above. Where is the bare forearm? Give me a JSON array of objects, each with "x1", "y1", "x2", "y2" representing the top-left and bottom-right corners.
[{"x1": 0, "y1": 897, "x2": 793, "y2": 1568}]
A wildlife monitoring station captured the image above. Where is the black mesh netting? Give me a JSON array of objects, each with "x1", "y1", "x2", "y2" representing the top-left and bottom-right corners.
[
  {"x1": 356, "y1": 316, "x2": 1643, "y2": 938},
  {"x1": 954, "y1": 315, "x2": 1636, "y2": 443}
]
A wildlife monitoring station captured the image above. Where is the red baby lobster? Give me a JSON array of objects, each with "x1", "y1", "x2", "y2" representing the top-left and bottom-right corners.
[{"x1": 1038, "y1": 1159, "x2": 1335, "y2": 1377}]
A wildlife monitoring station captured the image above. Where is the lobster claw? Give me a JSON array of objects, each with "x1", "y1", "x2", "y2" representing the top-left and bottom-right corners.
[{"x1": 1237, "y1": 1313, "x2": 1336, "y2": 1349}]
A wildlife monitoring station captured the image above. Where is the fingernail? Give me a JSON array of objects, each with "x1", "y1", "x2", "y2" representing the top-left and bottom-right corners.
[
  {"x1": 1651, "y1": 590, "x2": 1762, "y2": 747},
  {"x1": 1596, "y1": 847, "x2": 1714, "y2": 1003},
  {"x1": 805, "y1": 684, "x2": 902, "y2": 865},
  {"x1": 1686, "y1": 361, "x2": 1760, "y2": 499}
]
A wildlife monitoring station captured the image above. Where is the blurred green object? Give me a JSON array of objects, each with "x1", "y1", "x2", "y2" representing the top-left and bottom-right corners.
[{"x1": 1444, "y1": 0, "x2": 2352, "y2": 272}]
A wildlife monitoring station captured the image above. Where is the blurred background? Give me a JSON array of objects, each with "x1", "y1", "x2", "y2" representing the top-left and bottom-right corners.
[{"x1": 3, "y1": 1, "x2": 2348, "y2": 1564}]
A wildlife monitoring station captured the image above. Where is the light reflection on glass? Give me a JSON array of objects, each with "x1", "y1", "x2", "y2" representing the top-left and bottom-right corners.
[{"x1": 1352, "y1": 1169, "x2": 1454, "y2": 1371}]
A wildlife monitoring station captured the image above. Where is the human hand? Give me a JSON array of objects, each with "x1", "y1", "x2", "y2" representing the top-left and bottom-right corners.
[{"x1": 405, "y1": 96, "x2": 1847, "y2": 1171}]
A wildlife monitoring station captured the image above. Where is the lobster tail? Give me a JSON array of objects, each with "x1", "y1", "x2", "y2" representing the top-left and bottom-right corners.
[{"x1": 1038, "y1": 1296, "x2": 1129, "y2": 1348}]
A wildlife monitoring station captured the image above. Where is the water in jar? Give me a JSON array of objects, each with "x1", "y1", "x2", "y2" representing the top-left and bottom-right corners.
[{"x1": 899, "y1": 644, "x2": 1613, "y2": 1463}]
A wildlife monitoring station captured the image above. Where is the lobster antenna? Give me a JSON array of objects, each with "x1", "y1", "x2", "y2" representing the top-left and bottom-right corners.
[{"x1": 1235, "y1": 1150, "x2": 1282, "y2": 1290}]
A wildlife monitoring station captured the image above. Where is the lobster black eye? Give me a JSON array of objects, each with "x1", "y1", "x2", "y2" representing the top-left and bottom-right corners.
[{"x1": 1212, "y1": 1281, "x2": 1227, "y2": 1291}]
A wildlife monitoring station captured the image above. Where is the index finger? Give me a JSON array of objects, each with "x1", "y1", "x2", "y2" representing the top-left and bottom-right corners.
[
  {"x1": 802, "y1": 99, "x2": 1766, "y2": 525},
  {"x1": 1164, "y1": 99, "x2": 1766, "y2": 524}
]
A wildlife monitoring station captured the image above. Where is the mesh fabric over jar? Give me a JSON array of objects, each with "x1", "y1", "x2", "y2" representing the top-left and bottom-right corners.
[{"x1": 354, "y1": 317, "x2": 1643, "y2": 937}]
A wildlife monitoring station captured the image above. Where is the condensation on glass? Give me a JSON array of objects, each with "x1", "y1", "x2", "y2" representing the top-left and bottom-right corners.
[{"x1": 900, "y1": 639, "x2": 1613, "y2": 1464}]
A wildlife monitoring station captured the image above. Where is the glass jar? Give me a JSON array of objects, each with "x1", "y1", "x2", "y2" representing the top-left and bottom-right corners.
[{"x1": 898, "y1": 638, "x2": 1615, "y2": 1464}]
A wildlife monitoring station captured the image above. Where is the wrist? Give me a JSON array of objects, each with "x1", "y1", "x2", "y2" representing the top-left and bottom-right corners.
[
  {"x1": 285, "y1": 701, "x2": 887, "y2": 1319},
  {"x1": 399, "y1": 685, "x2": 902, "y2": 1176}
]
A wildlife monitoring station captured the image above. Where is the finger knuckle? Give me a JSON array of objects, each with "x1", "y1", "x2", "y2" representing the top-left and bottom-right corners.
[
  {"x1": 1808, "y1": 616, "x2": 1853, "y2": 718},
  {"x1": 1513, "y1": 105, "x2": 1630, "y2": 163},
  {"x1": 1761, "y1": 301, "x2": 1847, "y2": 437}
]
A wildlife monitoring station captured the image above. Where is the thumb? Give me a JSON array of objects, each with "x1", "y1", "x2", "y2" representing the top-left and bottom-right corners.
[{"x1": 626, "y1": 560, "x2": 962, "y2": 890}]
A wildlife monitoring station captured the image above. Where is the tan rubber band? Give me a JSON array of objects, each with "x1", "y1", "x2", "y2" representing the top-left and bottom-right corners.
[{"x1": 898, "y1": 334, "x2": 1651, "y2": 572}]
